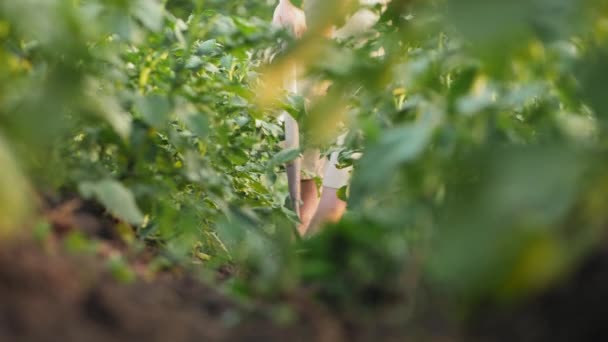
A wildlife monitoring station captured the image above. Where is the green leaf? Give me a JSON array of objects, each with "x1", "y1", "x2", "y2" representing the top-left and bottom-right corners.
[
  {"x1": 185, "y1": 55, "x2": 204, "y2": 70},
  {"x1": 267, "y1": 148, "x2": 301, "y2": 169},
  {"x1": 0, "y1": 135, "x2": 31, "y2": 236},
  {"x1": 92, "y1": 93, "x2": 132, "y2": 140},
  {"x1": 350, "y1": 109, "x2": 437, "y2": 207},
  {"x1": 282, "y1": 94, "x2": 307, "y2": 121},
  {"x1": 336, "y1": 186, "x2": 348, "y2": 201},
  {"x1": 106, "y1": 254, "x2": 136, "y2": 284},
  {"x1": 578, "y1": 48, "x2": 608, "y2": 119},
  {"x1": 64, "y1": 231, "x2": 98, "y2": 255},
  {"x1": 428, "y1": 146, "x2": 586, "y2": 299},
  {"x1": 132, "y1": 0, "x2": 164, "y2": 32},
  {"x1": 448, "y1": 0, "x2": 532, "y2": 42},
  {"x1": 196, "y1": 39, "x2": 218, "y2": 56},
  {"x1": 79, "y1": 179, "x2": 145, "y2": 226},
  {"x1": 135, "y1": 95, "x2": 171, "y2": 128},
  {"x1": 182, "y1": 113, "x2": 210, "y2": 138},
  {"x1": 220, "y1": 54, "x2": 234, "y2": 69}
]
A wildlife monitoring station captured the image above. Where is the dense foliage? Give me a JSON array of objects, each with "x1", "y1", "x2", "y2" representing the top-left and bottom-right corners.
[{"x1": 1, "y1": 0, "x2": 608, "y2": 320}]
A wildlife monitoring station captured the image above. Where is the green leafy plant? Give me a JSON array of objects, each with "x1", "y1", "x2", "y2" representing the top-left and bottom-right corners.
[{"x1": 1, "y1": 0, "x2": 608, "y2": 326}]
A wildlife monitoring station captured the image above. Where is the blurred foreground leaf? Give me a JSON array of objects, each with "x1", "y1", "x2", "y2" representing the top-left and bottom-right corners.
[
  {"x1": 79, "y1": 179, "x2": 145, "y2": 226},
  {"x1": 0, "y1": 135, "x2": 32, "y2": 237}
]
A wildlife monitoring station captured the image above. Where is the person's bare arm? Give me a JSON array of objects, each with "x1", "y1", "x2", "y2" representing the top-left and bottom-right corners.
[{"x1": 272, "y1": 1, "x2": 307, "y2": 218}]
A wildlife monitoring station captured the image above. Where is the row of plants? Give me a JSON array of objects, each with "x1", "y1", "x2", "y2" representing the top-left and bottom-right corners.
[{"x1": 0, "y1": 0, "x2": 607, "y2": 315}]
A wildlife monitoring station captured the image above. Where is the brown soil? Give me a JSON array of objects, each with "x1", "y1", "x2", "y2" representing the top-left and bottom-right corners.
[
  {"x1": 0, "y1": 240, "x2": 345, "y2": 342},
  {"x1": 0, "y1": 195, "x2": 409, "y2": 342},
  {"x1": 1, "y1": 194, "x2": 608, "y2": 342}
]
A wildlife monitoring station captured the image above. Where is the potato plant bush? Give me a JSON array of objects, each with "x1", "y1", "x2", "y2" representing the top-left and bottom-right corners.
[{"x1": 1, "y1": 0, "x2": 608, "y2": 313}]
